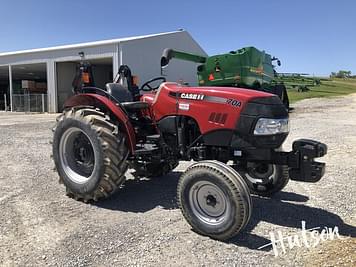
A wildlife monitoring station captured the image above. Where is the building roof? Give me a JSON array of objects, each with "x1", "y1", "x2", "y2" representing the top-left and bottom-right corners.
[{"x1": 0, "y1": 30, "x2": 185, "y2": 57}]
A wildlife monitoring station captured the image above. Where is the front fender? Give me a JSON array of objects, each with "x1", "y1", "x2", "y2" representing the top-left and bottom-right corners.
[{"x1": 64, "y1": 93, "x2": 136, "y2": 152}]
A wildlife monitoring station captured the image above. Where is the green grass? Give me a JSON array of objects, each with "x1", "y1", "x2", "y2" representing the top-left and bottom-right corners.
[{"x1": 287, "y1": 79, "x2": 356, "y2": 103}]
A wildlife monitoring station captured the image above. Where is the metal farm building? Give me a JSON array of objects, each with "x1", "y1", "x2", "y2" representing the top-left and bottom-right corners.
[{"x1": 0, "y1": 30, "x2": 206, "y2": 113}]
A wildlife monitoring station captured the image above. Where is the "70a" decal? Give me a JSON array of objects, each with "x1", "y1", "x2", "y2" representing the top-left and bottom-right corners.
[{"x1": 226, "y1": 98, "x2": 241, "y2": 107}]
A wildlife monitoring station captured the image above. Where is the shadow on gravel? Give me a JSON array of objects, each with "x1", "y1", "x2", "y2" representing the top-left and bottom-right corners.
[
  {"x1": 230, "y1": 193, "x2": 356, "y2": 250},
  {"x1": 95, "y1": 171, "x2": 182, "y2": 212},
  {"x1": 95, "y1": 173, "x2": 355, "y2": 250}
]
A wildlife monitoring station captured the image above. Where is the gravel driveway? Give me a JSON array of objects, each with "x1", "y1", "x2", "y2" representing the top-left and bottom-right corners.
[{"x1": 0, "y1": 94, "x2": 355, "y2": 266}]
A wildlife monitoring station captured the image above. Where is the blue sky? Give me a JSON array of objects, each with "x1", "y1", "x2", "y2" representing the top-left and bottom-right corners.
[{"x1": 0, "y1": 0, "x2": 355, "y2": 76}]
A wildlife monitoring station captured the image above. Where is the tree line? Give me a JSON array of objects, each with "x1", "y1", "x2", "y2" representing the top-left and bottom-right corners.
[{"x1": 330, "y1": 70, "x2": 355, "y2": 78}]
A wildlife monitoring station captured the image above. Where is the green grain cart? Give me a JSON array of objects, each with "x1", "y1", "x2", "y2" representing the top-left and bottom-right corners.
[{"x1": 161, "y1": 46, "x2": 289, "y2": 109}]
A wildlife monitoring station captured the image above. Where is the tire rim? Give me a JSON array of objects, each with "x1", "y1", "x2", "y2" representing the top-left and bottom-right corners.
[
  {"x1": 245, "y1": 163, "x2": 276, "y2": 185},
  {"x1": 59, "y1": 127, "x2": 96, "y2": 184},
  {"x1": 189, "y1": 181, "x2": 230, "y2": 226}
]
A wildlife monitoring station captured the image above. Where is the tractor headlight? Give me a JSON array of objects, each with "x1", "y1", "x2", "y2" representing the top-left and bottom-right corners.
[{"x1": 254, "y1": 118, "x2": 289, "y2": 135}]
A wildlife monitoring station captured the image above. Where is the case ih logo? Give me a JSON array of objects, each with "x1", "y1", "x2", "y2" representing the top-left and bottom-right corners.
[{"x1": 180, "y1": 93, "x2": 205, "y2": 100}]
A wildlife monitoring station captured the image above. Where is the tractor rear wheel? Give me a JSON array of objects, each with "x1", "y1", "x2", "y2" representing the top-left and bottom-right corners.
[
  {"x1": 177, "y1": 160, "x2": 252, "y2": 240},
  {"x1": 238, "y1": 163, "x2": 289, "y2": 197},
  {"x1": 52, "y1": 107, "x2": 129, "y2": 201}
]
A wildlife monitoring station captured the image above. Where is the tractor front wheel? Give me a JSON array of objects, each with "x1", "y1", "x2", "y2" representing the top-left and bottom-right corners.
[
  {"x1": 52, "y1": 107, "x2": 129, "y2": 201},
  {"x1": 238, "y1": 163, "x2": 289, "y2": 197},
  {"x1": 177, "y1": 160, "x2": 252, "y2": 240}
]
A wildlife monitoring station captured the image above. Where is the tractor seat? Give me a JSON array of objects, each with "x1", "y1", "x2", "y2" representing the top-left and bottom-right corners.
[
  {"x1": 105, "y1": 83, "x2": 149, "y2": 111},
  {"x1": 106, "y1": 83, "x2": 133, "y2": 103}
]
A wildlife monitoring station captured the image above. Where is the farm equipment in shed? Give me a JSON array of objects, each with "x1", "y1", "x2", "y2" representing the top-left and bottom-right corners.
[
  {"x1": 52, "y1": 64, "x2": 327, "y2": 240},
  {"x1": 161, "y1": 46, "x2": 290, "y2": 110}
]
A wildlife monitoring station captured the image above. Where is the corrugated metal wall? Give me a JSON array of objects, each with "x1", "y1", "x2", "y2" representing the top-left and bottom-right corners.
[
  {"x1": 0, "y1": 44, "x2": 117, "y2": 65},
  {"x1": 121, "y1": 31, "x2": 207, "y2": 86},
  {"x1": 0, "y1": 31, "x2": 206, "y2": 113}
]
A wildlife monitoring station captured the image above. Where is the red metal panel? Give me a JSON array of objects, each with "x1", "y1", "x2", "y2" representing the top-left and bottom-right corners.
[
  {"x1": 151, "y1": 83, "x2": 272, "y2": 134},
  {"x1": 63, "y1": 94, "x2": 136, "y2": 152}
]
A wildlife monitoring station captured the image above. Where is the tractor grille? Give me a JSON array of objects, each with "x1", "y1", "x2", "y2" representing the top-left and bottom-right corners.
[{"x1": 208, "y1": 112, "x2": 228, "y2": 125}]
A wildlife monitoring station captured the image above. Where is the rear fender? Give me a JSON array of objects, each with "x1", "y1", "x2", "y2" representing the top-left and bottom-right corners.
[{"x1": 64, "y1": 94, "x2": 136, "y2": 152}]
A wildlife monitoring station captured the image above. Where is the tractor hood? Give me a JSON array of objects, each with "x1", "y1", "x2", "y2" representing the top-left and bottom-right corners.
[
  {"x1": 152, "y1": 83, "x2": 288, "y2": 149},
  {"x1": 178, "y1": 85, "x2": 288, "y2": 148},
  {"x1": 192, "y1": 85, "x2": 274, "y2": 99},
  {"x1": 164, "y1": 83, "x2": 278, "y2": 109}
]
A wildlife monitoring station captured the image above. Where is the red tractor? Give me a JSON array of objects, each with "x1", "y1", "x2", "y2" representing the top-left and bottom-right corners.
[{"x1": 52, "y1": 65, "x2": 327, "y2": 240}]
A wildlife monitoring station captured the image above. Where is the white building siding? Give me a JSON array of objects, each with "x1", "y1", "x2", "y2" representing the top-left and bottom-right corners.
[
  {"x1": 121, "y1": 31, "x2": 206, "y2": 86},
  {"x1": 0, "y1": 44, "x2": 117, "y2": 66},
  {"x1": 0, "y1": 31, "x2": 207, "y2": 112},
  {"x1": 46, "y1": 60, "x2": 56, "y2": 112}
]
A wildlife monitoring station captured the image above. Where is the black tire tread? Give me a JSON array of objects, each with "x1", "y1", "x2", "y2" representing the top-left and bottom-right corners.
[
  {"x1": 54, "y1": 107, "x2": 129, "y2": 202},
  {"x1": 240, "y1": 164, "x2": 289, "y2": 197},
  {"x1": 177, "y1": 161, "x2": 251, "y2": 240}
]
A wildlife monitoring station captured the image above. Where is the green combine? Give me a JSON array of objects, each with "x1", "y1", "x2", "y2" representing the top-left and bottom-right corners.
[{"x1": 161, "y1": 46, "x2": 289, "y2": 109}]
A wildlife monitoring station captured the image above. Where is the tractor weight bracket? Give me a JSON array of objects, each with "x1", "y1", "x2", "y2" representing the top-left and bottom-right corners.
[
  {"x1": 288, "y1": 139, "x2": 327, "y2": 183},
  {"x1": 232, "y1": 139, "x2": 327, "y2": 183}
]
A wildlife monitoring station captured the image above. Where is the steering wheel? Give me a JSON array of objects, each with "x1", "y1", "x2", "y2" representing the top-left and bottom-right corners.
[{"x1": 140, "y1": 77, "x2": 166, "y2": 91}]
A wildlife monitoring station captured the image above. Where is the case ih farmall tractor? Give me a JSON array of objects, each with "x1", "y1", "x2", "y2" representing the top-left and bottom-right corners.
[{"x1": 52, "y1": 63, "x2": 327, "y2": 240}]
